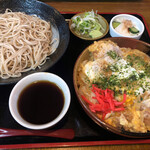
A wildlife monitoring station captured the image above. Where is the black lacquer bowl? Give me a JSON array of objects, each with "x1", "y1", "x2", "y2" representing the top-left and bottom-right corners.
[{"x1": 0, "y1": 0, "x2": 70, "y2": 85}]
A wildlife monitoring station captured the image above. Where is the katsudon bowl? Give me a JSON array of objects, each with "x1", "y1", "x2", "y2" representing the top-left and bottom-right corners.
[
  {"x1": 0, "y1": 0, "x2": 69, "y2": 85},
  {"x1": 73, "y1": 37, "x2": 150, "y2": 138}
]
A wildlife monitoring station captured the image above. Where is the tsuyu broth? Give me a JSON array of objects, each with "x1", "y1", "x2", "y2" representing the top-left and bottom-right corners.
[{"x1": 17, "y1": 80, "x2": 64, "y2": 125}]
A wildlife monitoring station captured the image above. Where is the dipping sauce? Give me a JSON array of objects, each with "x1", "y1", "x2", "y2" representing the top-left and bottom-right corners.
[{"x1": 18, "y1": 80, "x2": 64, "y2": 125}]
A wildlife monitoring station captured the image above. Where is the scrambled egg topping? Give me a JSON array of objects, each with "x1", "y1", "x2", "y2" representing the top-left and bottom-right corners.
[{"x1": 78, "y1": 40, "x2": 150, "y2": 133}]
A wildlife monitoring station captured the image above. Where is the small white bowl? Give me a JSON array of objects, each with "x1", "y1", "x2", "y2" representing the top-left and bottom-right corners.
[
  {"x1": 109, "y1": 14, "x2": 144, "y2": 39},
  {"x1": 9, "y1": 72, "x2": 71, "y2": 130}
]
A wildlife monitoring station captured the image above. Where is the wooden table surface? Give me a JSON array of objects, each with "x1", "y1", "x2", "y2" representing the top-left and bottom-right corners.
[
  {"x1": 47, "y1": 0, "x2": 150, "y2": 31},
  {"x1": 21, "y1": 0, "x2": 150, "y2": 150}
]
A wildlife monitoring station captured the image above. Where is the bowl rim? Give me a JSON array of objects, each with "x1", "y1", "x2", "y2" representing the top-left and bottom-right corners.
[
  {"x1": 73, "y1": 37, "x2": 150, "y2": 138},
  {"x1": 0, "y1": 0, "x2": 70, "y2": 85},
  {"x1": 9, "y1": 72, "x2": 71, "y2": 130},
  {"x1": 69, "y1": 12, "x2": 109, "y2": 40},
  {"x1": 110, "y1": 14, "x2": 145, "y2": 38}
]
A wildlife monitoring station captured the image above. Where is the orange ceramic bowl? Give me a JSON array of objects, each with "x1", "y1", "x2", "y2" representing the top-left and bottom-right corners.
[{"x1": 73, "y1": 37, "x2": 150, "y2": 138}]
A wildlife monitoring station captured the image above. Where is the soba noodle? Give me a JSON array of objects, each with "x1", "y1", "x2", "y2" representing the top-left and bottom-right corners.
[{"x1": 0, "y1": 9, "x2": 57, "y2": 79}]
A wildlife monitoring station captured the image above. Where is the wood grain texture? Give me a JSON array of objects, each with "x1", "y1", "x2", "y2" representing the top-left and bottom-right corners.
[
  {"x1": 46, "y1": 1, "x2": 150, "y2": 31},
  {"x1": 17, "y1": 144, "x2": 150, "y2": 150}
]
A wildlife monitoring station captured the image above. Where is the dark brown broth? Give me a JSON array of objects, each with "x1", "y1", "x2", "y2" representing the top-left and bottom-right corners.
[{"x1": 18, "y1": 80, "x2": 64, "y2": 125}]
